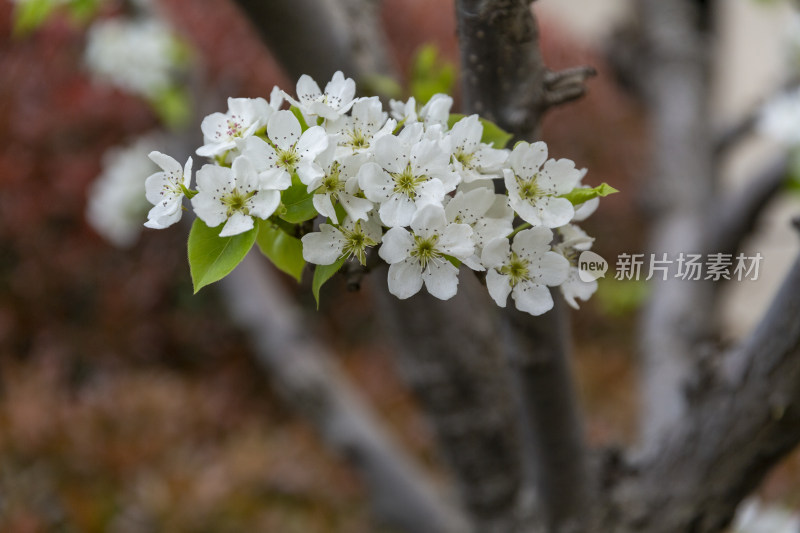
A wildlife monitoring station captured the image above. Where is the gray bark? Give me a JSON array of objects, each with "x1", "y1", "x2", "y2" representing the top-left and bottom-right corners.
[
  {"x1": 455, "y1": 2, "x2": 593, "y2": 531},
  {"x1": 611, "y1": 245, "x2": 800, "y2": 533},
  {"x1": 636, "y1": 0, "x2": 717, "y2": 448}
]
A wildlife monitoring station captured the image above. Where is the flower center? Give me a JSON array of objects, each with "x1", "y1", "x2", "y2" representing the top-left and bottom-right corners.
[
  {"x1": 348, "y1": 128, "x2": 369, "y2": 150},
  {"x1": 391, "y1": 163, "x2": 426, "y2": 199},
  {"x1": 517, "y1": 174, "x2": 542, "y2": 201},
  {"x1": 454, "y1": 148, "x2": 474, "y2": 168},
  {"x1": 318, "y1": 161, "x2": 345, "y2": 195},
  {"x1": 340, "y1": 221, "x2": 377, "y2": 265},
  {"x1": 410, "y1": 234, "x2": 443, "y2": 269},
  {"x1": 221, "y1": 188, "x2": 256, "y2": 217},
  {"x1": 276, "y1": 147, "x2": 300, "y2": 172},
  {"x1": 500, "y1": 253, "x2": 531, "y2": 286},
  {"x1": 226, "y1": 115, "x2": 244, "y2": 139}
]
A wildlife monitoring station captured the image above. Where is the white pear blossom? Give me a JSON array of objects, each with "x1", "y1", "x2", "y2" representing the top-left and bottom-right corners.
[
  {"x1": 389, "y1": 96, "x2": 417, "y2": 124},
  {"x1": 359, "y1": 123, "x2": 457, "y2": 227},
  {"x1": 144, "y1": 151, "x2": 192, "y2": 229},
  {"x1": 191, "y1": 157, "x2": 282, "y2": 237},
  {"x1": 503, "y1": 141, "x2": 582, "y2": 228},
  {"x1": 418, "y1": 93, "x2": 453, "y2": 128},
  {"x1": 444, "y1": 186, "x2": 513, "y2": 269},
  {"x1": 85, "y1": 18, "x2": 177, "y2": 99},
  {"x1": 284, "y1": 71, "x2": 356, "y2": 121},
  {"x1": 306, "y1": 145, "x2": 373, "y2": 223},
  {"x1": 326, "y1": 96, "x2": 396, "y2": 156},
  {"x1": 482, "y1": 227, "x2": 570, "y2": 316},
  {"x1": 196, "y1": 96, "x2": 276, "y2": 158},
  {"x1": 443, "y1": 114, "x2": 508, "y2": 182},
  {"x1": 87, "y1": 135, "x2": 159, "y2": 247},
  {"x1": 379, "y1": 204, "x2": 474, "y2": 300},
  {"x1": 302, "y1": 214, "x2": 382, "y2": 266},
  {"x1": 554, "y1": 224, "x2": 597, "y2": 309},
  {"x1": 240, "y1": 110, "x2": 328, "y2": 187}
]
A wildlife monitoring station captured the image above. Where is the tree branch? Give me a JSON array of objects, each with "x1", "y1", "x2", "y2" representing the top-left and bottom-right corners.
[
  {"x1": 456, "y1": 0, "x2": 595, "y2": 139},
  {"x1": 636, "y1": 0, "x2": 716, "y2": 448},
  {"x1": 613, "y1": 242, "x2": 800, "y2": 533},
  {"x1": 231, "y1": 0, "x2": 393, "y2": 83},
  {"x1": 372, "y1": 272, "x2": 530, "y2": 532},
  {"x1": 502, "y1": 297, "x2": 589, "y2": 532},
  {"x1": 703, "y1": 156, "x2": 789, "y2": 258},
  {"x1": 221, "y1": 255, "x2": 470, "y2": 533},
  {"x1": 455, "y1": 2, "x2": 592, "y2": 531}
]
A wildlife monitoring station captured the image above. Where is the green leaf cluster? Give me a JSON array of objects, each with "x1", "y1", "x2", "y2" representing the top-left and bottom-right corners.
[{"x1": 187, "y1": 215, "x2": 346, "y2": 305}]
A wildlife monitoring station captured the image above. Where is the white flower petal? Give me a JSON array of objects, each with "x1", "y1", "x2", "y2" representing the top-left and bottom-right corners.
[
  {"x1": 387, "y1": 259, "x2": 424, "y2": 299},
  {"x1": 486, "y1": 269, "x2": 511, "y2": 307},
  {"x1": 302, "y1": 224, "x2": 345, "y2": 265},
  {"x1": 422, "y1": 260, "x2": 459, "y2": 300},
  {"x1": 268, "y1": 110, "x2": 301, "y2": 151},
  {"x1": 248, "y1": 190, "x2": 281, "y2": 219},
  {"x1": 410, "y1": 204, "x2": 447, "y2": 237},
  {"x1": 537, "y1": 197, "x2": 575, "y2": 228},
  {"x1": 481, "y1": 238, "x2": 511, "y2": 269},
  {"x1": 313, "y1": 193, "x2": 338, "y2": 221},
  {"x1": 438, "y1": 223, "x2": 474, "y2": 260},
  {"x1": 358, "y1": 162, "x2": 394, "y2": 203},
  {"x1": 219, "y1": 211, "x2": 254, "y2": 237},
  {"x1": 511, "y1": 227, "x2": 553, "y2": 257},
  {"x1": 512, "y1": 282, "x2": 554, "y2": 316},
  {"x1": 379, "y1": 194, "x2": 417, "y2": 228},
  {"x1": 535, "y1": 251, "x2": 570, "y2": 286},
  {"x1": 379, "y1": 226, "x2": 413, "y2": 264}
]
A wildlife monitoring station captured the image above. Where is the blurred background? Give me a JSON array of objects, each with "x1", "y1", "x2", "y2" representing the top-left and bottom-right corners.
[{"x1": 1, "y1": 0, "x2": 800, "y2": 530}]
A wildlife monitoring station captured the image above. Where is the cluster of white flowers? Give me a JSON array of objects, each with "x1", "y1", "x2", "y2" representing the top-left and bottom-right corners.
[
  {"x1": 144, "y1": 72, "x2": 606, "y2": 315},
  {"x1": 84, "y1": 17, "x2": 180, "y2": 99},
  {"x1": 87, "y1": 134, "x2": 163, "y2": 247}
]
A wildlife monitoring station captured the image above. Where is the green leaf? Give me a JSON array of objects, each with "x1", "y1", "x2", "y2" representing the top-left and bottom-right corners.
[
  {"x1": 187, "y1": 218, "x2": 257, "y2": 293},
  {"x1": 410, "y1": 44, "x2": 456, "y2": 104},
  {"x1": 255, "y1": 220, "x2": 306, "y2": 282},
  {"x1": 447, "y1": 113, "x2": 513, "y2": 149},
  {"x1": 149, "y1": 85, "x2": 191, "y2": 130},
  {"x1": 359, "y1": 74, "x2": 404, "y2": 100},
  {"x1": 444, "y1": 255, "x2": 461, "y2": 268},
  {"x1": 560, "y1": 183, "x2": 619, "y2": 206},
  {"x1": 279, "y1": 176, "x2": 318, "y2": 224},
  {"x1": 67, "y1": 0, "x2": 103, "y2": 24},
  {"x1": 312, "y1": 257, "x2": 346, "y2": 308},
  {"x1": 13, "y1": 0, "x2": 57, "y2": 36}
]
